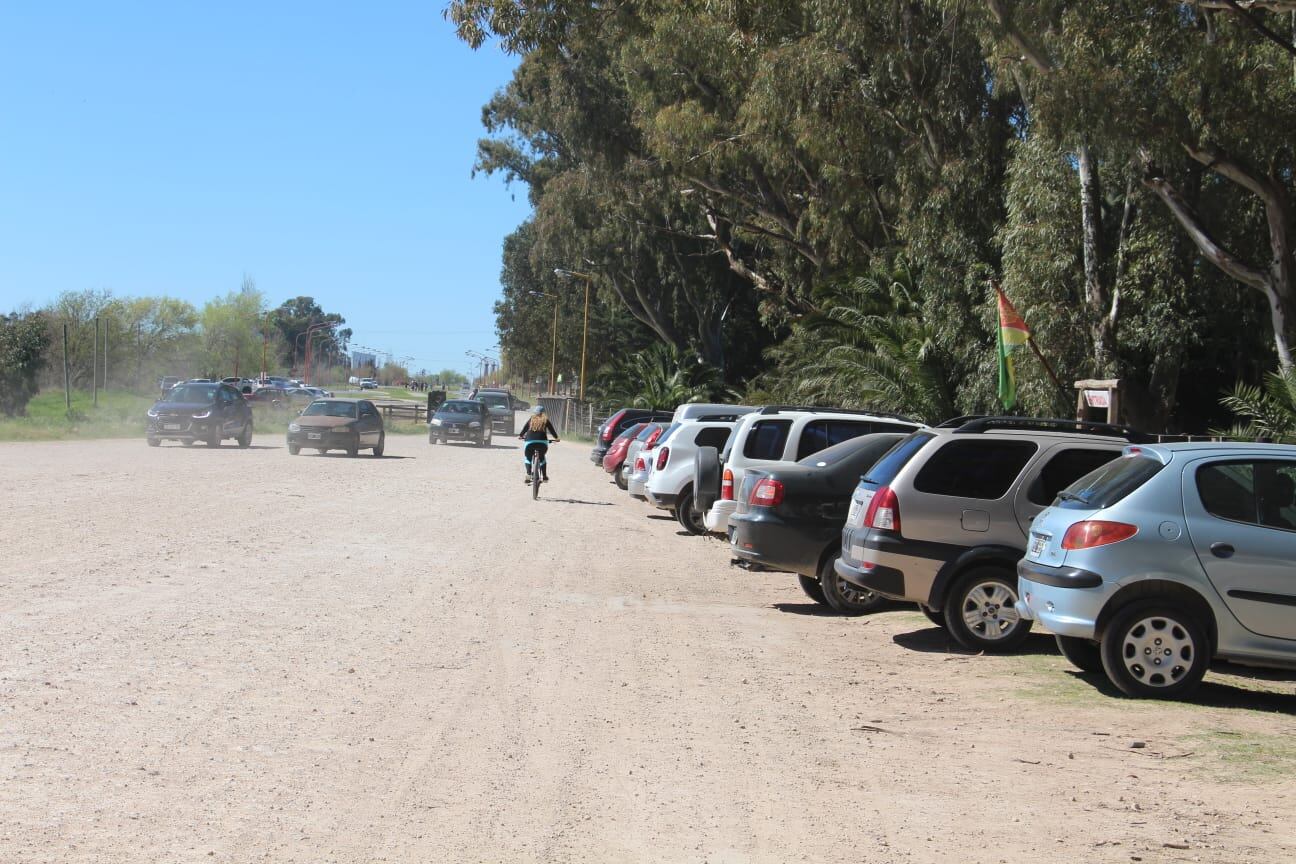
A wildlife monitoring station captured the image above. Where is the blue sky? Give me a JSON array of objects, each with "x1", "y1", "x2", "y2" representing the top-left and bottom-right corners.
[{"x1": 0, "y1": 2, "x2": 530, "y2": 378}]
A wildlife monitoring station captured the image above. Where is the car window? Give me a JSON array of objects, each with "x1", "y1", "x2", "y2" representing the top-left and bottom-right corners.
[
  {"x1": 1197, "y1": 460, "x2": 1296, "y2": 530},
  {"x1": 695, "y1": 426, "x2": 732, "y2": 450},
  {"x1": 743, "y1": 419, "x2": 793, "y2": 460},
  {"x1": 794, "y1": 419, "x2": 901, "y2": 460},
  {"x1": 862, "y1": 432, "x2": 935, "y2": 486},
  {"x1": 1027, "y1": 448, "x2": 1121, "y2": 505},
  {"x1": 799, "y1": 433, "x2": 903, "y2": 468},
  {"x1": 913, "y1": 439, "x2": 1038, "y2": 499}
]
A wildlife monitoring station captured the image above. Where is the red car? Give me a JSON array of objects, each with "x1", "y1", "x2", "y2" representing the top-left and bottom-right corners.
[{"x1": 602, "y1": 423, "x2": 648, "y2": 474}]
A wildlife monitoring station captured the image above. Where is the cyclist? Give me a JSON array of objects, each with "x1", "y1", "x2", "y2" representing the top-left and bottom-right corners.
[{"x1": 519, "y1": 405, "x2": 560, "y2": 484}]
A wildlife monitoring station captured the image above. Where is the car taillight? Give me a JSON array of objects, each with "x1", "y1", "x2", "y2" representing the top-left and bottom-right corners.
[
  {"x1": 721, "y1": 468, "x2": 734, "y2": 501},
  {"x1": 863, "y1": 486, "x2": 900, "y2": 533},
  {"x1": 646, "y1": 428, "x2": 663, "y2": 446},
  {"x1": 634, "y1": 456, "x2": 646, "y2": 472},
  {"x1": 1061, "y1": 521, "x2": 1138, "y2": 550},
  {"x1": 656, "y1": 447, "x2": 670, "y2": 470},
  {"x1": 749, "y1": 478, "x2": 784, "y2": 507}
]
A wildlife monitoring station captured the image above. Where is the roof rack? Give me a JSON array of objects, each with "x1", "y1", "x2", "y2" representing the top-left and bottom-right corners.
[
  {"x1": 937, "y1": 414, "x2": 986, "y2": 428},
  {"x1": 757, "y1": 405, "x2": 920, "y2": 424},
  {"x1": 951, "y1": 416, "x2": 1152, "y2": 442},
  {"x1": 693, "y1": 413, "x2": 744, "y2": 423}
]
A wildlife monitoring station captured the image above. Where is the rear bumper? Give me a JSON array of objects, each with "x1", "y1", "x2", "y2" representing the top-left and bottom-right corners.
[
  {"x1": 1016, "y1": 561, "x2": 1110, "y2": 638},
  {"x1": 728, "y1": 513, "x2": 818, "y2": 577},
  {"x1": 645, "y1": 488, "x2": 677, "y2": 510},
  {"x1": 590, "y1": 446, "x2": 610, "y2": 464},
  {"x1": 703, "y1": 499, "x2": 737, "y2": 533},
  {"x1": 836, "y1": 530, "x2": 944, "y2": 606}
]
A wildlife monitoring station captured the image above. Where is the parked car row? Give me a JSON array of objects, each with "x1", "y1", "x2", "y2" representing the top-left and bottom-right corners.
[{"x1": 594, "y1": 405, "x2": 1296, "y2": 701}]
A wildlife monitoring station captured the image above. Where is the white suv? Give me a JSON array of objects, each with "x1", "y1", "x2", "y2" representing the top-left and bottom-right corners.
[
  {"x1": 645, "y1": 416, "x2": 747, "y2": 533},
  {"x1": 697, "y1": 407, "x2": 924, "y2": 535}
]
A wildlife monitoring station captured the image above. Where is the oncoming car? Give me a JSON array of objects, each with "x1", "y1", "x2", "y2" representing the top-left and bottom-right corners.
[
  {"x1": 429, "y1": 399, "x2": 492, "y2": 446},
  {"x1": 146, "y1": 382, "x2": 253, "y2": 448},
  {"x1": 287, "y1": 399, "x2": 385, "y2": 457}
]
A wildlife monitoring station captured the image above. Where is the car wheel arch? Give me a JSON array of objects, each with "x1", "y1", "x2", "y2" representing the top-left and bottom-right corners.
[
  {"x1": 1094, "y1": 579, "x2": 1218, "y2": 654},
  {"x1": 930, "y1": 544, "x2": 1024, "y2": 611}
]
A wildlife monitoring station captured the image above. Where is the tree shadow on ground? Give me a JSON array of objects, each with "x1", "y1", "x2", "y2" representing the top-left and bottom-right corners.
[{"x1": 891, "y1": 627, "x2": 1061, "y2": 657}]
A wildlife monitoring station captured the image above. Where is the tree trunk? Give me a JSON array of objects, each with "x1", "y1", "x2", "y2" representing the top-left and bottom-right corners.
[{"x1": 1077, "y1": 145, "x2": 1115, "y2": 375}]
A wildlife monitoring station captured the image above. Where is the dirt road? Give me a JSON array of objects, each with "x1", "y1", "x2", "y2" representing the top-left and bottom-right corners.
[{"x1": 2, "y1": 430, "x2": 1294, "y2": 863}]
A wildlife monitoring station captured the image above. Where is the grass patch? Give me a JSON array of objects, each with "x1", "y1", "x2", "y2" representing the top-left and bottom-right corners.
[
  {"x1": 0, "y1": 390, "x2": 155, "y2": 441},
  {"x1": 1191, "y1": 730, "x2": 1296, "y2": 781}
]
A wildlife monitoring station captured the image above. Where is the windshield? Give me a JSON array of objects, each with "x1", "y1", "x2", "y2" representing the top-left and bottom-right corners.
[
  {"x1": 439, "y1": 400, "x2": 481, "y2": 414},
  {"x1": 480, "y1": 394, "x2": 509, "y2": 409},
  {"x1": 162, "y1": 384, "x2": 217, "y2": 404},
  {"x1": 861, "y1": 431, "x2": 935, "y2": 486},
  {"x1": 302, "y1": 401, "x2": 357, "y2": 418}
]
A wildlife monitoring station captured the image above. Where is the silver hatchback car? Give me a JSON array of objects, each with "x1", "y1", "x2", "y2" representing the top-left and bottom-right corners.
[{"x1": 1018, "y1": 442, "x2": 1296, "y2": 699}]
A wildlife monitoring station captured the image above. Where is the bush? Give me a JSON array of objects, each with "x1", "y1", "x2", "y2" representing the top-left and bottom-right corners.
[{"x1": 0, "y1": 312, "x2": 51, "y2": 417}]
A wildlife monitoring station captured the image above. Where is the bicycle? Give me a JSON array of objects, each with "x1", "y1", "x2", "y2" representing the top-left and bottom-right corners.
[{"x1": 524, "y1": 438, "x2": 559, "y2": 500}]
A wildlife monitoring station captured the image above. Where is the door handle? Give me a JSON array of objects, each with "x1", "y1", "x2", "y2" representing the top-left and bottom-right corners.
[{"x1": 1210, "y1": 542, "x2": 1235, "y2": 559}]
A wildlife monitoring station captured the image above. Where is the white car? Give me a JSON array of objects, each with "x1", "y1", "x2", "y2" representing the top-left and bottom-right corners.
[
  {"x1": 698, "y1": 407, "x2": 925, "y2": 536},
  {"x1": 644, "y1": 415, "x2": 748, "y2": 533}
]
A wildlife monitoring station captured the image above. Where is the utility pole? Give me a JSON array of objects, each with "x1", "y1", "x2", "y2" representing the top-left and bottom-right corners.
[
  {"x1": 103, "y1": 319, "x2": 109, "y2": 393},
  {"x1": 62, "y1": 324, "x2": 71, "y2": 411},
  {"x1": 550, "y1": 299, "x2": 558, "y2": 396},
  {"x1": 92, "y1": 317, "x2": 99, "y2": 407}
]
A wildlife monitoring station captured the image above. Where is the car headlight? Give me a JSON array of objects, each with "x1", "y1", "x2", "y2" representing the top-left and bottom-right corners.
[
  {"x1": 147, "y1": 407, "x2": 159, "y2": 418},
  {"x1": 431, "y1": 418, "x2": 442, "y2": 426},
  {"x1": 192, "y1": 410, "x2": 211, "y2": 419},
  {"x1": 469, "y1": 421, "x2": 481, "y2": 428},
  {"x1": 288, "y1": 423, "x2": 301, "y2": 432}
]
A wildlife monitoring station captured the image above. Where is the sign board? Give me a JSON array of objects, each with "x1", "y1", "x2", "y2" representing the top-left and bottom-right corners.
[{"x1": 1083, "y1": 389, "x2": 1110, "y2": 409}]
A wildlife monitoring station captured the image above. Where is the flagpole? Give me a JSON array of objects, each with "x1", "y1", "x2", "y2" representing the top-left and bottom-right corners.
[{"x1": 1027, "y1": 336, "x2": 1062, "y2": 389}]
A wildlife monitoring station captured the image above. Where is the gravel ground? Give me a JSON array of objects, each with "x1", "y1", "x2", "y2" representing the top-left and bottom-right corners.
[{"x1": 2, "y1": 426, "x2": 1294, "y2": 863}]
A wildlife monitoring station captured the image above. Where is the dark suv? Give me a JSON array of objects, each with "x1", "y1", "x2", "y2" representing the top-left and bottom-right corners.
[
  {"x1": 836, "y1": 418, "x2": 1146, "y2": 651},
  {"x1": 591, "y1": 408, "x2": 675, "y2": 464},
  {"x1": 147, "y1": 382, "x2": 254, "y2": 448}
]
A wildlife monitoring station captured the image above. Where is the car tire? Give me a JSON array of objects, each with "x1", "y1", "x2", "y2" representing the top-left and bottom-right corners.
[
  {"x1": 347, "y1": 443, "x2": 359, "y2": 457},
  {"x1": 615, "y1": 465, "x2": 629, "y2": 491},
  {"x1": 147, "y1": 436, "x2": 161, "y2": 447},
  {"x1": 1056, "y1": 635, "x2": 1104, "y2": 674},
  {"x1": 694, "y1": 446, "x2": 721, "y2": 512},
  {"x1": 237, "y1": 421, "x2": 253, "y2": 449},
  {"x1": 819, "y1": 554, "x2": 886, "y2": 615},
  {"x1": 1100, "y1": 601, "x2": 1210, "y2": 699},
  {"x1": 797, "y1": 574, "x2": 828, "y2": 605},
  {"x1": 428, "y1": 430, "x2": 437, "y2": 444},
  {"x1": 288, "y1": 444, "x2": 301, "y2": 456},
  {"x1": 944, "y1": 567, "x2": 1031, "y2": 652},
  {"x1": 373, "y1": 433, "x2": 385, "y2": 457},
  {"x1": 920, "y1": 605, "x2": 946, "y2": 628},
  {"x1": 675, "y1": 490, "x2": 707, "y2": 535}
]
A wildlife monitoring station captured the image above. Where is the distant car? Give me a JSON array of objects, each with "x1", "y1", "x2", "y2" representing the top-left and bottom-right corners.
[
  {"x1": 284, "y1": 388, "x2": 318, "y2": 405},
  {"x1": 474, "y1": 390, "x2": 516, "y2": 435},
  {"x1": 301, "y1": 386, "x2": 333, "y2": 398},
  {"x1": 360, "y1": 380, "x2": 378, "y2": 390},
  {"x1": 287, "y1": 399, "x2": 385, "y2": 457},
  {"x1": 147, "y1": 382, "x2": 253, "y2": 448},
  {"x1": 429, "y1": 399, "x2": 492, "y2": 446},
  {"x1": 602, "y1": 423, "x2": 649, "y2": 478},
  {"x1": 729, "y1": 433, "x2": 906, "y2": 613},
  {"x1": 246, "y1": 387, "x2": 289, "y2": 409},
  {"x1": 625, "y1": 424, "x2": 670, "y2": 498},
  {"x1": 1018, "y1": 442, "x2": 1296, "y2": 699},
  {"x1": 592, "y1": 408, "x2": 675, "y2": 465}
]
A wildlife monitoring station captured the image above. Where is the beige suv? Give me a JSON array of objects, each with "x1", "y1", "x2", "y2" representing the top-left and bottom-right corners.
[{"x1": 836, "y1": 417, "x2": 1146, "y2": 651}]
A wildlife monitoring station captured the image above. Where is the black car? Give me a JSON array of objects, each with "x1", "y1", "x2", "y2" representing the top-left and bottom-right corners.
[
  {"x1": 728, "y1": 433, "x2": 904, "y2": 614},
  {"x1": 147, "y1": 382, "x2": 254, "y2": 448},
  {"x1": 429, "y1": 399, "x2": 492, "y2": 446},
  {"x1": 590, "y1": 407, "x2": 675, "y2": 464}
]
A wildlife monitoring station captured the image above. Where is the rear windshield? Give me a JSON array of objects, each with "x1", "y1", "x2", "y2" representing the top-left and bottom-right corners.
[
  {"x1": 743, "y1": 419, "x2": 793, "y2": 460},
  {"x1": 616, "y1": 423, "x2": 647, "y2": 441},
  {"x1": 795, "y1": 419, "x2": 909, "y2": 460},
  {"x1": 1056, "y1": 453, "x2": 1164, "y2": 509},
  {"x1": 637, "y1": 422, "x2": 665, "y2": 442},
  {"x1": 862, "y1": 432, "x2": 935, "y2": 486},
  {"x1": 913, "y1": 439, "x2": 1039, "y2": 499}
]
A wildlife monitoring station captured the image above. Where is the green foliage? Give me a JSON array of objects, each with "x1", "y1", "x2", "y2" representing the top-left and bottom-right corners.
[
  {"x1": 0, "y1": 389, "x2": 153, "y2": 440},
  {"x1": 1221, "y1": 368, "x2": 1296, "y2": 442},
  {"x1": 592, "y1": 343, "x2": 728, "y2": 410},
  {"x1": 0, "y1": 311, "x2": 51, "y2": 417}
]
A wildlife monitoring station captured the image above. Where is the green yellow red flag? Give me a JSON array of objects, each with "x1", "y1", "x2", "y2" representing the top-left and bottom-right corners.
[{"x1": 996, "y1": 285, "x2": 1030, "y2": 410}]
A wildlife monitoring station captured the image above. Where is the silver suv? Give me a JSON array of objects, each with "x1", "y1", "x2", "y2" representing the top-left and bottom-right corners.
[
  {"x1": 1018, "y1": 442, "x2": 1296, "y2": 699},
  {"x1": 837, "y1": 418, "x2": 1143, "y2": 651}
]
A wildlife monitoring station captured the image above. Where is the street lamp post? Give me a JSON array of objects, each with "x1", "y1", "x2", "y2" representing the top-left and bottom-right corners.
[
  {"x1": 303, "y1": 322, "x2": 334, "y2": 386},
  {"x1": 554, "y1": 268, "x2": 594, "y2": 400}
]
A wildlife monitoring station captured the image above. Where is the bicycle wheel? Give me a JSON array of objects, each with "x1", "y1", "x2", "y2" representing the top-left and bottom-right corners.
[{"x1": 531, "y1": 452, "x2": 540, "y2": 500}]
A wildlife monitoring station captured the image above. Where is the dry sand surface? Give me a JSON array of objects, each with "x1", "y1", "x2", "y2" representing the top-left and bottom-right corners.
[{"x1": 2, "y1": 426, "x2": 1294, "y2": 863}]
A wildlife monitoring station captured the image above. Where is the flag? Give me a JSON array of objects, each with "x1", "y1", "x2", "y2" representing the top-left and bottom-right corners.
[{"x1": 996, "y1": 285, "x2": 1030, "y2": 410}]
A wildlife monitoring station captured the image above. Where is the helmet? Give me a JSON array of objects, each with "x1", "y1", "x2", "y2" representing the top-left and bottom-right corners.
[{"x1": 531, "y1": 405, "x2": 544, "y2": 415}]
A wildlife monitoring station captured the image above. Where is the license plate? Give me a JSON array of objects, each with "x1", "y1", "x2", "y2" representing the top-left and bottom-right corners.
[
  {"x1": 448, "y1": 429, "x2": 462, "y2": 436},
  {"x1": 1028, "y1": 532, "x2": 1047, "y2": 558},
  {"x1": 163, "y1": 423, "x2": 181, "y2": 430},
  {"x1": 307, "y1": 432, "x2": 322, "y2": 440}
]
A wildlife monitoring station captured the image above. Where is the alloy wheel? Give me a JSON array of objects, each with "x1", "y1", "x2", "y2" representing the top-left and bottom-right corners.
[{"x1": 960, "y1": 580, "x2": 1021, "y2": 642}]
